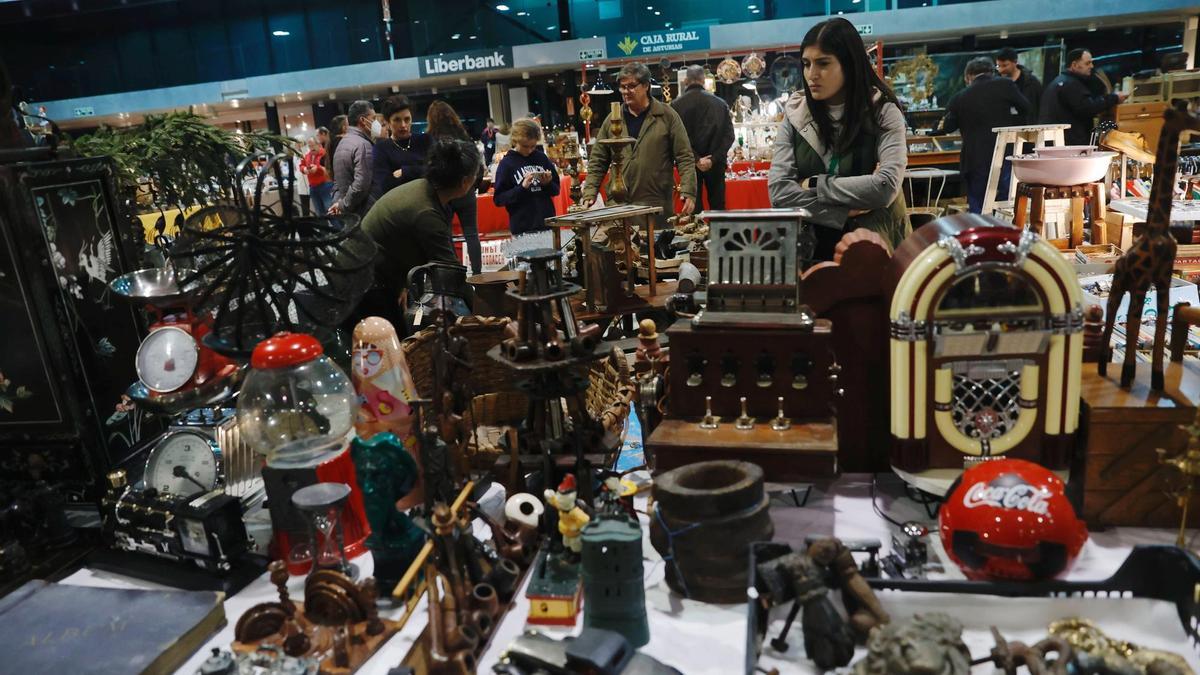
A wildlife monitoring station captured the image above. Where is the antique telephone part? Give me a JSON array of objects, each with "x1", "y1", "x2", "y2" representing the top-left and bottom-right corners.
[{"x1": 651, "y1": 208, "x2": 840, "y2": 479}]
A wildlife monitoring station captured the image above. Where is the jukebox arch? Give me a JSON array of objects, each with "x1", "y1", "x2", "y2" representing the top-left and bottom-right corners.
[{"x1": 888, "y1": 217, "x2": 1084, "y2": 478}]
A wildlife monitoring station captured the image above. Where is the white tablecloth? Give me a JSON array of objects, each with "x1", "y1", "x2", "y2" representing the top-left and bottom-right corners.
[{"x1": 59, "y1": 473, "x2": 1188, "y2": 675}]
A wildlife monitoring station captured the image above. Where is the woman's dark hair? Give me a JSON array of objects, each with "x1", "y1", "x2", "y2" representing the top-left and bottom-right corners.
[
  {"x1": 426, "y1": 100, "x2": 469, "y2": 141},
  {"x1": 424, "y1": 136, "x2": 480, "y2": 191},
  {"x1": 330, "y1": 114, "x2": 348, "y2": 135},
  {"x1": 382, "y1": 95, "x2": 412, "y2": 120},
  {"x1": 800, "y1": 17, "x2": 900, "y2": 155}
]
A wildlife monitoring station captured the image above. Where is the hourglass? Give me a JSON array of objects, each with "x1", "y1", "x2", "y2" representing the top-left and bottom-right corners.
[{"x1": 290, "y1": 482, "x2": 358, "y2": 580}]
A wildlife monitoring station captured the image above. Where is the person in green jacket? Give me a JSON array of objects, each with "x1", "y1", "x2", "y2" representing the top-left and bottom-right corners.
[
  {"x1": 581, "y1": 62, "x2": 698, "y2": 228},
  {"x1": 355, "y1": 136, "x2": 480, "y2": 332},
  {"x1": 768, "y1": 17, "x2": 911, "y2": 263}
]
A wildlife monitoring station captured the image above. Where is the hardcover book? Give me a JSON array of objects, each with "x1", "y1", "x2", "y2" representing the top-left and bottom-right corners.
[{"x1": 0, "y1": 579, "x2": 225, "y2": 675}]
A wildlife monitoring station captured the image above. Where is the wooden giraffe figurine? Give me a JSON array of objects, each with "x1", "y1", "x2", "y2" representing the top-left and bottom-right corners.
[{"x1": 1100, "y1": 101, "x2": 1200, "y2": 390}]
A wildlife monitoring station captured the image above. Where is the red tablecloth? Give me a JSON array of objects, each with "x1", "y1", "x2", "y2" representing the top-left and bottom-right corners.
[
  {"x1": 453, "y1": 175, "x2": 572, "y2": 236},
  {"x1": 673, "y1": 177, "x2": 770, "y2": 212}
]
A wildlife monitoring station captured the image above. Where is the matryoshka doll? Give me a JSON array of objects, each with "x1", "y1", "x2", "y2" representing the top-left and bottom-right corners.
[{"x1": 351, "y1": 316, "x2": 424, "y2": 508}]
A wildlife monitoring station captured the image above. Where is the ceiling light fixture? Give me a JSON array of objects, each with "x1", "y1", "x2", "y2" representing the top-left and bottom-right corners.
[
  {"x1": 1087, "y1": 22, "x2": 1097, "y2": 31},
  {"x1": 360, "y1": 37, "x2": 369, "y2": 42},
  {"x1": 272, "y1": 30, "x2": 290, "y2": 36},
  {"x1": 517, "y1": 10, "x2": 527, "y2": 15},
  {"x1": 654, "y1": 10, "x2": 660, "y2": 15},
  {"x1": 496, "y1": 3, "x2": 510, "y2": 9},
  {"x1": 451, "y1": 33, "x2": 461, "y2": 39},
  {"x1": 231, "y1": 99, "x2": 240, "y2": 108}
]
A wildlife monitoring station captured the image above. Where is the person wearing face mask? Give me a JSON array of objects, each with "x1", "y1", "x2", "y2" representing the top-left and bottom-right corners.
[
  {"x1": 768, "y1": 17, "x2": 910, "y2": 262},
  {"x1": 372, "y1": 95, "x2": 431, "y2": 201},
  {"x1": 330, "y1": 100, "x2": 378, "y2": 218},
  {"x1": 357, "y1": 137, "x2": 482, "y2": 332},
  {"x1": 493, "y1": 118, "x2": 560, "y2": 235}
]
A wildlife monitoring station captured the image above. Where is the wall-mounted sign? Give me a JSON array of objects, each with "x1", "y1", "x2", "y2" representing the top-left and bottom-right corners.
[
  {"x1": 418, "y1": 47, "x2": 514, "y2": 78},
  {"x1": 72, "y1": 106, "x2": 95, "y2": 117},
  {"x1": 607, "y1": 28, "x2": 710, "y2": 58},
  {"x1": 857, "y1": 24, "x2": 874, "y2": 36},
  {"x1": 579, "y1": 48, "x2": 605, "y2": 61}
]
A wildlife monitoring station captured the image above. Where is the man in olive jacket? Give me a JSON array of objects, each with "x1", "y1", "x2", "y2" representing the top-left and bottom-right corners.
[{"x1": 581, "y1": 62, "x2": 697, "y2": 227}]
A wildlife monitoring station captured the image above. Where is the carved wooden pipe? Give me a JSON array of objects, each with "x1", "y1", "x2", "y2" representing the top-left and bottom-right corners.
[{"x1": 467, "y1": 582, "x2": 501, "y2": 637}]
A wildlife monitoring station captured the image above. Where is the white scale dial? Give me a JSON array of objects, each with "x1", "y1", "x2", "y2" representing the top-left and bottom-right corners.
[
  {"x1": 144, "y1": 431, "x2": 219, "y2": 497},
  {"x1": 136, "y1": 325, "x2": 199, "y2": 393}
]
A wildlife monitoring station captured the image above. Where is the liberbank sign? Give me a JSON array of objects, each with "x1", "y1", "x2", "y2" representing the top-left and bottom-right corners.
[
  {"x1": 419, "y1": 47, "x2": 514, "y2": 77},
  {"x1": 608, "y1": 28, "x2": 710, "y2": 58}
]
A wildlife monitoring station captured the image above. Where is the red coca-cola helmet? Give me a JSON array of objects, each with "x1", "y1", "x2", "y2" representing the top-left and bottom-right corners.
[{"x1": 939, "y1": 458, "x2": 1088, "y2": 581}]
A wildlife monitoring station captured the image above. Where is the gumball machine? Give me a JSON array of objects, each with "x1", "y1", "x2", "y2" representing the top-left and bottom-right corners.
[{"x1": 237, "y1": 332, "x2": 371, "y2": 574}]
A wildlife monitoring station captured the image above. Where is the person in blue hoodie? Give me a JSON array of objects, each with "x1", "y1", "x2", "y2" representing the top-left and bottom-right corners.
[{"x1": 492, "y1": 118, "x2": 560, "y2": 235}]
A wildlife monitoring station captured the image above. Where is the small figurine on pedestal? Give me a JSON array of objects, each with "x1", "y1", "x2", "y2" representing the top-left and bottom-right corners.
[
  {"x1": 544, "y1": 474, "x2": 590, "y2": 562},
  {"x1": 351, "y1": 317, "x2": 423, "y2": 509},
  {"x1": 350, "y1": 432, "x2": 426, "y2": 594},
  {"x1": 527, "y1": 474, "x2": 589, "y2": 627}
]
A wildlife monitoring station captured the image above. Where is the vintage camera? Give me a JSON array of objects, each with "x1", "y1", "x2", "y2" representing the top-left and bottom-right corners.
[{"x1": 101, "y1": 470, "x2": 250, "y2": 573}]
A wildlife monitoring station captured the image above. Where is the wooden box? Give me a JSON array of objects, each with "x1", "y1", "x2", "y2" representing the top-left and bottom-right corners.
[
  {"x1": 1115, "y1": 101, "x2": 1170, "y2": 151},
  {"x1": 648, "y1": 417, "x2": 838, "y2": 480},
  {"x1": 1077, "y1": 366, "x2": 1199, "y2": 527}
]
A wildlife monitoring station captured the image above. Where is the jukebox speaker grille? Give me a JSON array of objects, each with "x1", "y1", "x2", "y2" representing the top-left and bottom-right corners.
[{"x1": 950, "y1": 365, "x2": 1025, "y2": 441}]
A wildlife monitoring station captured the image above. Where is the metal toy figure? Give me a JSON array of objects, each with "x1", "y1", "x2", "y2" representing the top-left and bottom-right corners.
[
  {"x1": 544, "y1": 474, "x2": 590, "y2": 560},
  {"x1": 806, "y1": 537, "x2": 891, "y2": 640}
]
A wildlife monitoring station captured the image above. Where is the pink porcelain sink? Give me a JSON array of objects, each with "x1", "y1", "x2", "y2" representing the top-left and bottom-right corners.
[{"x1": 1006, "y1": 151, "x2": 1117, "y2": 185}]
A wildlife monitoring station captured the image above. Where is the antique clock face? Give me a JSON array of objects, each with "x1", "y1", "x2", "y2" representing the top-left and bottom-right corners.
[
  {"x1": 144, "y1": 430, "x2": 219, "y2": 497},
  {"x1": 136, "y1": 325, "x2": 199, "y2": 393}
]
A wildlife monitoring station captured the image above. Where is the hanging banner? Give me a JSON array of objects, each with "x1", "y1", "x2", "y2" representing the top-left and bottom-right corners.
[
  {"x1": 419, "y1": 47, "x2": 514, "y2": 78},
  {"x1": 608, "y1": 27, "x2": 710, "y2": 58}
]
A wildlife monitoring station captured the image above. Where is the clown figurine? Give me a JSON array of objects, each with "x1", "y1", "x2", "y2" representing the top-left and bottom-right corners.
[
  {"x1": 544, "y1": 474, "x2": 590, "y2": 559},
  {"x1": 352, "y1": 316, "x2": 423, "y2": 509}
]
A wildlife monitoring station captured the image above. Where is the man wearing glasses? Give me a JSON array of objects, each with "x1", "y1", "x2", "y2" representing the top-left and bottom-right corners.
[{"x1": 581, "y1": 62, "x2": 697, "y2": 226}]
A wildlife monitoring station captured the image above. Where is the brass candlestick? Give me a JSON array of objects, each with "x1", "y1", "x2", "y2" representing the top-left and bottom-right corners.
[
  {"x1": 599, "y1": 101, "x2": 635, "y2": 204},
  {"x1": 1158, "y1": 420, "x2": 1200, "y2": 548}
]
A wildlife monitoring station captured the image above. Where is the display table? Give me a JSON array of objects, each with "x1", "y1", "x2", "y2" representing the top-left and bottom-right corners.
[
  {"x1": 453, "y1": 175, "x2": 574, "y2": 236},
  {"x1": 57, "y1": 471, "x2": 1184, "y2": 675},
  {"x1": 1110, "y1": 197, "x2": 1200, "y2": 222}
]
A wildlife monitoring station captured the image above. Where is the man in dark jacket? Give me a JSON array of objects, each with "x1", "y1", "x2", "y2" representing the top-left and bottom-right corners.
[
  {"x1": 995, "y1": 47, "x2": 1042, "y2": 123},
  {"x1": 1039, "y1": 48, "x2": 1127, "y2": 146},
  {"x1": 330, "y1": 100, "x2": 377, "y2": 218},
  {"x1": 671, "y1": 65, "x2": 735, "y2": 210},
  {"x1": 941, "y1": 57, "x2": 1031, "y2": 214}
]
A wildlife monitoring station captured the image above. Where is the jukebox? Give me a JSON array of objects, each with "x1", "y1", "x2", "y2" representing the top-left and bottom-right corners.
[{"x1": 886, "y1": 215, "x2": 1084, "y2": 486}]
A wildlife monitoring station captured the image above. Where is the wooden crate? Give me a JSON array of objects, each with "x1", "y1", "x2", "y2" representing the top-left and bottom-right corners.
[{"x1": 1077, "y1": 366, "x2": 1198, "y2": 527}]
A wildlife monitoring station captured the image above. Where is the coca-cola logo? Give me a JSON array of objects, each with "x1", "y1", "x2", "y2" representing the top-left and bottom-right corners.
[{"x1": 962, "y1": 475, "x2": 1050, "y2": 515}]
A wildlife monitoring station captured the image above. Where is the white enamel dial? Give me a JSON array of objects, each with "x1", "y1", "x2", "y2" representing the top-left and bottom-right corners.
[
  {"x1": 136, "y1": 325, "x2": 199, "y2": 393},
  {"x1": 144, "y1": 430, "x2": 219, "y2": 497}
]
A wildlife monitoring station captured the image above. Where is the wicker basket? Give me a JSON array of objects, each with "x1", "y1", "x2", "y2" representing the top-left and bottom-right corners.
[{"x1": 401, "y1": 316, "x2": 635, "y2": 471}]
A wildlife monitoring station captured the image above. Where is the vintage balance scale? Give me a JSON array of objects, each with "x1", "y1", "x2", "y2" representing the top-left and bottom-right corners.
[{"x1": 109, "y1": 266, "x2": 260, "y2": 501}]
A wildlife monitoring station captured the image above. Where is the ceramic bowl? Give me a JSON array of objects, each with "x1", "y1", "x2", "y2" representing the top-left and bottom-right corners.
[
  {"x1": 1006, "y1": 151, "x2": 1117, "y2": 185},
  {"x1": 1034, "y1": 145, "x2": 1099, "y2": 158}
]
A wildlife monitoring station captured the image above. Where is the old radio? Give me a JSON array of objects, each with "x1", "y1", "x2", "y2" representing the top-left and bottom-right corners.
[
  {"x1": 1168, "y1": 70, "x2": 1200, "y2": 101},
  {"x1": 885, "y1": 215, "x2": 1084, "y2": 490},
  {"x1": 648, "y1": 209, "x2": 840, "y2": 479}
]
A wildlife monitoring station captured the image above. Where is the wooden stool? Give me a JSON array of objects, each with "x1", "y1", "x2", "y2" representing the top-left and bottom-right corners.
[
  {"x1": 1012, "y1": 182, "x2": 1107, "y2": 249},
  {"x1": 982, "y1": 123, "x2": 1070, "y2": 216}
]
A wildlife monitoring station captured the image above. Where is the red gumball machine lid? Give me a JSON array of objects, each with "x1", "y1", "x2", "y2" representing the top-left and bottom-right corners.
[{"x1": 251, "y1": 332, "x2": 325, "y2": 370}]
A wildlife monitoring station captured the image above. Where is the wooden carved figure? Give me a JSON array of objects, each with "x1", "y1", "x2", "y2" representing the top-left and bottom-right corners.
[{"x1": 1100, "y1": 102, "x2": 1200, "y2": 390}]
